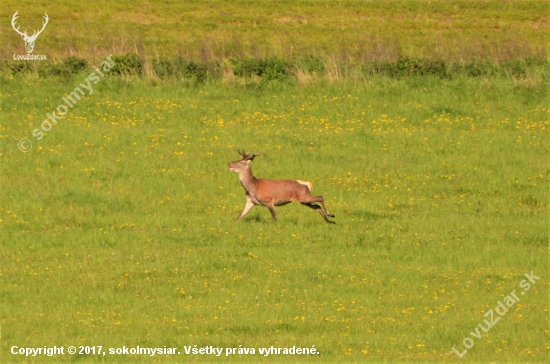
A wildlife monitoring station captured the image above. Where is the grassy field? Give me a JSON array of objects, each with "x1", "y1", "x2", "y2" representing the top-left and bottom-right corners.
[
  {"x1": 1, "y1": 73, "x2": 548, "y2": 362},
  {"x1": 2, "y1": 0, "x2": 548, "y2": 62},
  {"x1": 1, "y1": 0, "x2": 549, "y2": 363}
]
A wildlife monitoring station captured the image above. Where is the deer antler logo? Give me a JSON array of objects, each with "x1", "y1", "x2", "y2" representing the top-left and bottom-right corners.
[{"x1": 11, "y1": 11, "x2": 49, "y2": 54}]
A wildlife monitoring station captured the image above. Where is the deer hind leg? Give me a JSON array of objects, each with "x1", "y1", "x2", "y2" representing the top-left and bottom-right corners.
[
  {"x1": 303, "y1": 195, "x2": 335, "y2": 218},
  {"x1": 237, "y1": 195, "x2": 255, "y2": 221},
  {"x1": 301, "y1": 202, "x2": 335, "y2": 224}
]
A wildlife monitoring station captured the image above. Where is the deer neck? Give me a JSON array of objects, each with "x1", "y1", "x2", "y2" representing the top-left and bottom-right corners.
[{"x1": 238, "y1": 166, "x2": 257, "y2": 191}]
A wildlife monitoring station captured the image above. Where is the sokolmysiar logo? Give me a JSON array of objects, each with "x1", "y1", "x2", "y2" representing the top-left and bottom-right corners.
[{"x1": 17, "y1": 55, "x2": 116, "y2": 152}]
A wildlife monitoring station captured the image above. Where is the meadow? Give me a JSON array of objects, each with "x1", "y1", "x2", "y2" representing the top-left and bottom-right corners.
[
  {"x1": 1, "y1": 72, "x2": 548, "y2": 362},
  {"x1": 1, "y1": 0, "x2": 549, "y2": 363}
]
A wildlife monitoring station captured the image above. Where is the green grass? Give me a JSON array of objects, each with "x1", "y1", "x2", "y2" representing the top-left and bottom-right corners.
[
  {"x1": 2, "y1": 0, "x2": 548, "y2": 62},
  {"x1": 0, "y1": 74, "x2": 548, "y2": 362}
]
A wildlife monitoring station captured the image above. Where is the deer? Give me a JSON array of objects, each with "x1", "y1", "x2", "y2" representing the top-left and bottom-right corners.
[
  {"x1": 11, "y1": 11, "x2": 49, "y2": 54},
  {"x1": 228, "y1": 151, "x2": 335, "y2": 224}
]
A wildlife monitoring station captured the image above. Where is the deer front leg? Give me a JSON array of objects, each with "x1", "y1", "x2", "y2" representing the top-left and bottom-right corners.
[
  {"x1": 236, "y1": 195, "x2": 255, "y2": 221},
  {"x1": 265, "y1": 203, "x2": 278, "y2": 221}
]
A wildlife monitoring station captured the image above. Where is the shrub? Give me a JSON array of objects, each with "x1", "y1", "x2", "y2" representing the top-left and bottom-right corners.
[
  {"x1": 4, "y1": 61, "x2": 34, "y2": 76},
  {"x1": 63, "y1": 57, "x2": 88, "y2": 74},
  {"x1": 260, "y1": 58, "x2": 287, "y2": 81},
  {"x1": 38, "y1": 63, "x2": 72, "y2": 79},
  {"x1": 110, "y1": 53, "x2": 143, "y2": 76},
  {"x1": 183, "y1": 60, "x2": 208, "y2": 83},
  {"x1": 229, "y1": 58, "x2": 287, "y2": 81},
  {"x1": 153, "y1": 58, "x2": 174, "y2": 79}
]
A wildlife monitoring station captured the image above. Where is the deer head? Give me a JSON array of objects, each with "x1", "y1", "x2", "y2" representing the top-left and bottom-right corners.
[
  {"x1": 228, "y1": 150, "x2": 260, "y2": 173},
  {"x1": 12, "y1": 11, "x2": 49, "y2": 54}
]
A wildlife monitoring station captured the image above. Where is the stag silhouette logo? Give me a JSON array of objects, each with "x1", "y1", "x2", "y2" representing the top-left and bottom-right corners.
[{"x1": 11, "y1": 11, "x2": 49, "y2": 54}]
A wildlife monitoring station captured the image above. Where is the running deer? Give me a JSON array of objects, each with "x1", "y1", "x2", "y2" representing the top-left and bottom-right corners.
[{"x1": 228, "y1": 151, "x2": 335, "y2": 224}]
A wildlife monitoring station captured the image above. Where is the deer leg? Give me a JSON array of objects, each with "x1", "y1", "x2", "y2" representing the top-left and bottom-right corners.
[
  {"x1": 265, "y1": 203, "x2": 278, "y2": 221},
  {"x1": 236, "y1": 195, "x2": 255, "y2": 221},
  {"x1": 304, "y1": 196, "x2": 335, "y2": 218},
  {"x1": 301, "y1": 202, "x2": 335, "y2": 224}
]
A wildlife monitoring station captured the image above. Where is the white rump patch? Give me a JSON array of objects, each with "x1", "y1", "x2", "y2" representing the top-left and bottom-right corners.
[{"x1": 296, "y1": 180, "x2": 313, "y2": 191}]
